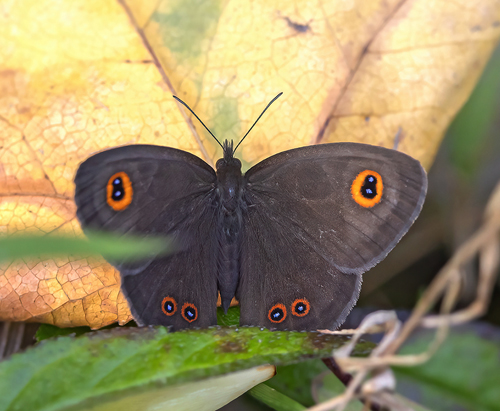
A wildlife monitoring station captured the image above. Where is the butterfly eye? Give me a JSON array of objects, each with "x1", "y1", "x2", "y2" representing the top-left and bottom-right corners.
[
  {"x1": 216, "y1": 159, "x2": 224, "y2": 169},
  {"x1": 161, "y1": 296, "x2": 177, "y2": 316},
  {"x1": 351, "y1": 170, "x2": 383, "y2": 208},
  {"x1": 291, "y1": 298, "x2": 310, "y2": 317},
  {"x1": 106, "y1": 172, "x2": 133, "y2": 211},
  {"x1": 268, "y1": 303, "x2": 287, "y2": 323},
  {"x1": 181, "y1": 302, "x2": 198, "y2": 323}
]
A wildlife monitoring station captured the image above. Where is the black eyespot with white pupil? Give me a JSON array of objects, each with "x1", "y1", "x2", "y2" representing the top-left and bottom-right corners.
[
  {"x1": 291, "y1": 298, "x2": 310, "y2": 317},
  {"x1": 161, "y1": 297, "x2": 177, "y2": 316},
  {"x1": 294, "y1": 303, "x2": 306, "y2": 314},
  {"x1": 361, "y1": 175, "x2": 378, "y2": 199},
  {"x1": 268, "y1": 303, "x2": 287, "y2": 323},
  {"x1": 181, "y1": 302, "x2": 198, "y2": 323},
  {"x1": 106, "y1": 172, "x2": 133, "y2": 211},
  {"x1": 271, "y1": 308, "x2": 283, "y2": 320},
  {"x1": 164, "y1": 301, "x2": 174, "y2": 314},
  {"x1": 111, "y1": 177, "x2": 124, "y2": 200}
]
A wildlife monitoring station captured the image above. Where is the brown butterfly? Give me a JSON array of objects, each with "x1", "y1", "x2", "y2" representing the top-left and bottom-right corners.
[{"x1": 74, "y1": 94, "x2": 427, "y2": 331}]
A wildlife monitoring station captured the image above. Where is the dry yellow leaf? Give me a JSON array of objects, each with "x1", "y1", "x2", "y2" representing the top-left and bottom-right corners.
[{"x1": 0, "y1": 0, "x2": 499, "y2": 328}]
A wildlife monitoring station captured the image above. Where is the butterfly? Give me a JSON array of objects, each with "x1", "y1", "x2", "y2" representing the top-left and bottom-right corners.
[{"x1": 74, "y1": 94, "x2": 427, "y2": 331}]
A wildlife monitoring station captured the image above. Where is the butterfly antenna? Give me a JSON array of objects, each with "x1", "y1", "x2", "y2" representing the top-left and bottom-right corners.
[
  {"x1": 172, "y1": 95, "x2": 224, "y2": 150},
  {"x1": 233, "y1": 92, "x2": 283, "y2": 154}
]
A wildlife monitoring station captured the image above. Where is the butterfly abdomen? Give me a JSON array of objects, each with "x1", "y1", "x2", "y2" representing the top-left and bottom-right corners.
[{"x1": 217, "y1": 212, "x2": 242, "y2": 312}]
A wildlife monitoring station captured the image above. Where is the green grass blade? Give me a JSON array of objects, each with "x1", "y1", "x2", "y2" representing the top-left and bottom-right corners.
[
  {"x1": 249, "y1": 383, "x2": 306, "y2": 411},
  {"x1": 0, "y1": 231, "x2": 173, "y2": 262}
]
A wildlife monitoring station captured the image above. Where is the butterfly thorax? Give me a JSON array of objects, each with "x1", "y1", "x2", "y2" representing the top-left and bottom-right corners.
[
  {"x1": 215, "y1": 141, "x2": 243, "y2": 213},
  {"x1": 215, "y1": 140, "x2": 244, "y2": 312}
]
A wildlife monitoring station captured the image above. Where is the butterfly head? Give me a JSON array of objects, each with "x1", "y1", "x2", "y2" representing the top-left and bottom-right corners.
[{"x1": 216, "y1": 140, "x2": 242, "y2": 172}]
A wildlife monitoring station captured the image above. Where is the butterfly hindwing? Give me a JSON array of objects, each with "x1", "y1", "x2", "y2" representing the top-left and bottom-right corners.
[
  {"x1": 237, "y1": 143, "x2": 427, "y2": 330},
  {"x1": 74, "y1": 145, "x2": 219, "y2": 330},
  {"x1": 121, "y1": 210, "x2": 219, "y2": 330},
  {"x1": 238, "y1": 212, "x2": 362, "y2": 330}
]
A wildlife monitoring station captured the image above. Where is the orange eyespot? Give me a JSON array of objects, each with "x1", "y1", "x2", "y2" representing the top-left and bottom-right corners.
[
  {"x1": 106, "y1": 172, "x2": 133, "y2": 211},
  {"x1": 161, "y1": 296, "x2": 177, "y2": 316},
  {"x1": 291, "y1": 298, "x2": 310, "y2": 317},
  {"x1": 351, "y1": 170, "x2": 383, "y2": 208},
  {"x1": 181, "y1": 302, "x2": 198, "y2": 323},
  {"x1": 268, "y1": 303, "x2": 287, "y2": 323}
]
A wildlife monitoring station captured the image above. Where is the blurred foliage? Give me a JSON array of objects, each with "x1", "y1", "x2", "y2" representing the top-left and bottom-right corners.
[
  {"x1": 448, "y1": 48, "x2": 500, "y2": 178},
  {"x1": 0, "y1": 231, "x2": 172, "y2": 263},
  {"x1": 394, "y1": 326, "x2": 500, "y2": 411}
]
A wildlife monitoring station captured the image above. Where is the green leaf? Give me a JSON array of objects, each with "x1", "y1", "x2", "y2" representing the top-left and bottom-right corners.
[
  {"x1": 0, "y1": 231, "x2": 172, "y2": 263},
  {"x1": 35, "y1": 307, "x2": 238, "y2": 343},
  {"x1": 35, "y1": 324, "x2": 93, "y2": 342},
  {"x1": 217, "y1": 306, "x2": 240, "y2": 326},
  {"x1": 35, "y1": 322, "x2": 134, "y2": 342},
  {"x1": 74, "y1": 365, "x2": 276, "y2": 411},
  {"x1": 0, "y1": 326, "x2": 372, "y2": 411},
  {"x1": 394, "y1": 327, "x2": 500, "y2": 411}
]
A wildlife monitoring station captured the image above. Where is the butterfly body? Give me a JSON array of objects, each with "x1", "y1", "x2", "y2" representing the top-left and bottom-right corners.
[
  {"x1": 215, "y1": 141, "x2": 245, "y2": 312},
  {"x1": 74, "y1": 141, "x2": 427, "y2": 331}
]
